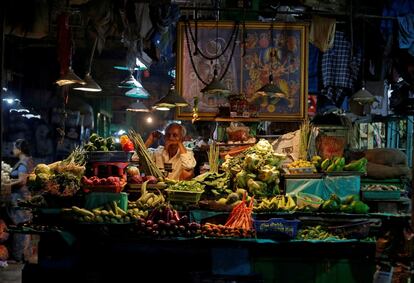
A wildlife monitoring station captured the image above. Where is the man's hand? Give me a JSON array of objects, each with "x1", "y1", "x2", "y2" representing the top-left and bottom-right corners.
[{"x1": 145, "y1": 131, "x2": 162, "y2": 148}]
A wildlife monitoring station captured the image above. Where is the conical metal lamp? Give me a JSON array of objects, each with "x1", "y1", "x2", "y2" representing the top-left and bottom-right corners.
[
  {"x1": 351, "y1": 87, "x2": 377, "y2": 104},
  {"x1": 125, "y1": 87, "x2": 150, "y2": 99},
  {"x1": 55, "y1": 67, "x2": 86, "y2": 86},
  {"x1": 154, "y1": 85, "x2": 189, "y2": 111},
  {"x1": 255, "y1": 74, "x2": 285, "y2": 97},
  {"x1": 118, "y1": 74, "x2": 143, "y2": 89},
  {"x1": 201, "y1": 69, "x2": 230, "y2": 95},
  {"x1": 73, "y1": 73, "x2": 102, "y2": 92},
  {"x1": 74, "y1": 38, "x2": 102, "y2": 92},
  {"x1": 126, "y1": 100, "x2": 149, "y2": 112}
]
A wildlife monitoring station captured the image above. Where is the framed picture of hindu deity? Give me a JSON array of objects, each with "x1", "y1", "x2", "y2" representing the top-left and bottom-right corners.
[{"x1": 176, "y1": 20, "x2": 308, "y2": 121}]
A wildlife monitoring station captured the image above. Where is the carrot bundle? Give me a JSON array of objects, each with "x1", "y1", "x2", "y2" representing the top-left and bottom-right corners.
[{"x1": 224, "y1": 193, "x2": 254, "y2": 230}]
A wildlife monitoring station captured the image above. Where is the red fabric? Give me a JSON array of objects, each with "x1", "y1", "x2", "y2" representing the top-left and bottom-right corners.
[{"x1": 57, "y1": 13, "x2": 71, "y2": 76}]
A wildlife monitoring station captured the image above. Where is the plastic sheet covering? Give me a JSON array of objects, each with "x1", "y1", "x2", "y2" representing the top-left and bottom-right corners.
[
  {"x1": 84, "y1": 192, "x2": 128, "y2": 211},
  {"x1": 285, "y1": 175, "x2": 360, "y2": 200}
]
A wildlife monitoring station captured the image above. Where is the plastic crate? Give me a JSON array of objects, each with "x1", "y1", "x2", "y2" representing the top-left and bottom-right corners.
[
  {"x1": 254, "y1": 218, "x2": 300, "y2": 240},
  {"x1": 327, "y1": 221, "x2": 372, "y2": 239},
  {"x1": 362, "y1": 190, "x2": 401, "y2": 200},
  {"x1": 165, "y1": 189, "x2": 204, "y2": 203},
  {"x1": 86, "y1": 151, "x2": 133, "y2": 162},
  {"x1": 288, "y1": 167, "x2": 314, "y2": 174},
  {"x1": 361, "y1": 178, "x2": 404, "y2": 190}
]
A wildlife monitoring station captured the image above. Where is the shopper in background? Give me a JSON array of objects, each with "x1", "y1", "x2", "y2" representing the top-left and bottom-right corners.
[
  {"x1": 8, "y1": 139, "x2": 34, "y2": 262},
  {"x1": 145, "y1": 123, "x2": 196, "y2": 180},
  {"x1": 10, "y1": 139, "x2": 34, "y2": 183}
]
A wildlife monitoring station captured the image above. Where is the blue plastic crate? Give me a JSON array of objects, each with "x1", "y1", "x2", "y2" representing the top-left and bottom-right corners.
[{"x1": 253, "y1": 218, "x2": 300, "y2": 240}]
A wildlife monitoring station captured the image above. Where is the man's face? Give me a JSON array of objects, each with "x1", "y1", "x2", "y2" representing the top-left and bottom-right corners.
[{"x1": 165, "y1": 126, "x2": 182, "y2": 143}]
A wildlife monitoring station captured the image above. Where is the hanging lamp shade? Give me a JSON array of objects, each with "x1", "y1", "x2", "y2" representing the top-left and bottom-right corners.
[
  {"x1": 113, "y1": 57, "x2": 149, "y2": 71},
  {"x1": 9, "y1": 102, "x2": 30, "y2": 113},
  {"x1": 351, "y1": 87, "x2": 377, "y2": 104},
  {"x1": 154, "y1": 85, "x2": 189, "y2": 111},
  {"x1": 126, "y1": 100, "x2": 149, "y2": 112},
  {"x1": 201, "y1": 69, "x2": 230, "y2": 95},
  {"x1": 255, "y1": 74, "x2": 285, "y2": 97},
  {"x1": 118, "y1": 74, "x2": 143, "y2": 89},
  {"x1": 73, "y1": 38, "x2": 102, "y2": 92},
  {"x1": 55, "y1": 67, "x2": 86, "y2": 86},
  {"x1": 125, "y1": 87, "x2": 150, "y2": 99},
  {"x1": 73, "y1": 73, "x2": 102, "y2": 92}
]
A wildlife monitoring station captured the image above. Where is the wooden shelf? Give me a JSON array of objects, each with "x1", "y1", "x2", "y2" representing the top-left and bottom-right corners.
[{"x1": 213, "y1": 117, "x2": 261, "y2": 122}]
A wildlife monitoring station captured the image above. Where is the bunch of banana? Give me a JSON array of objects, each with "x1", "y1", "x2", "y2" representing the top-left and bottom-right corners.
[
  {"x1": 343, "y1": 157, "x2": 367, "y2": 173},
  {"x1": 311, "y1": 155, "x2": 322, "y2": 170},
  {"x1": 297, "y1": 225, "x2": 343, "y2": 240},
  {"x1": 66, "y1": 201, "x2": 144, "y2": 224},
  {"x1": 254, "y1": 195, "x2": 296, "y2": 212},
  {"x1": 134, "y1": 180, "x2": 165, "y2": 210},
  {"x1": 320, "y1": 157, "x2": 346, "y2": 172}
]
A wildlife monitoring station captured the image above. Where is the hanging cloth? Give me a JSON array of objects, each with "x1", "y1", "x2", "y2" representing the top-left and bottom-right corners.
[
  {"x1": 309, "y1": 15, "x2": 336, "y2": 52},
  {"x1": 398, "y1": 14, "x2": 414, "y2": 57}
]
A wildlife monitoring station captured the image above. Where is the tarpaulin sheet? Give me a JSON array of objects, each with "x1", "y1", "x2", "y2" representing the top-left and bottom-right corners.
[{"x1": 285, "y1": 176, "x2": 360, "y2": 200}]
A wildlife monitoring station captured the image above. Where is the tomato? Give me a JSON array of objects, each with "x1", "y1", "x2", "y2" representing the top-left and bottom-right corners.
[{"x1": 122, "y1": 140, "x2": 134, "y2": 152}]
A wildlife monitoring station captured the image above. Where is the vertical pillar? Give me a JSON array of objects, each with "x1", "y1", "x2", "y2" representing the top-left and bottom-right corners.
[{"x1": 406, "y1": 116, "x2": 413, "y2": 167}]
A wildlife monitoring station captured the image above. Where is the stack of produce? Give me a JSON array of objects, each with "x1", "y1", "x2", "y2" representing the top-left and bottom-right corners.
[
  {"x1": 129, "y1": 180, "x2": 166, "y2": 210},
  {"x1": 1, "y1": 161, "x2": 11, "y2": 184},
  {"x1": 287, "y1": 159, "x2": 316, "y2": 173},
  {"x1": 29, "y1": 152, "x2": 86, "y2": 197},
  {"x1": 128, "y1": 130, "x2": 164, "y2": 179},
  {"x1": 318, "y1": 156, "x2": 367, "y2": 173},
  {"x1": 0, "y1": 220, "x2": 9, "y2": 261},
  {"x1": 193, "y1": 171, "x2": 232, "y2": 199},
  {"x1": 84, "y1": 134, "x2": 118, "y2": 152},
  {"x1": 82, "y1": 176, "x2": 125, "y2": 187},
  {"x1": 202, "y1": 193, "x2": 255, "y2": 238},
  {"x1": 65, "y1": 201, "x2": 144, "y2": 224},
  {"x1": 126, "y1": 165, "x2": 158, "y2": 184},
  {"x1": 253, "y1": 195, "x2": 296, "y2": 212},
  {"x1": 362, "y1": 184, "x2": 401, "y2": 191},
  {"x1": 166, "y1": 179, "x2": 205, "y2": 193},
  {"x1": 134, "y1": 204, "x2": 201, "y2": 237},
  {"x1": 214, "y1": 188, "x2": 252, "y2": 208},
  {"x1": 297, "y1": 194, "x2": 370, "y2": 214},
  {"x1": 222, "y1": 139, "x2": 285, "y2": 197},
  {"x1": 297, "y1": 225, "x2": 343, "y2": 241},
  {"x1": 119, "y1": 135, "x2": 135, "y2": 152}
]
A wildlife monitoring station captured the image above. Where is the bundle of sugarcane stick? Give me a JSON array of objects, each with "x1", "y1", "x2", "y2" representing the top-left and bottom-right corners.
[
  {"x1": 209, "y1": 141, "x2": 219, "y2": 173},
  {"x1": 128, "y1": 129, "x2": 164, "y2": 179}
]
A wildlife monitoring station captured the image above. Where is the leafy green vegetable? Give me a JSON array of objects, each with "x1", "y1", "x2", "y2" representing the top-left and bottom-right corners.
[
  {"x1": 258, "y1": 165, "x2": 279, "y2": 183},
  {"x1": 168, "y1": 180, "x2": 205, "y2": 192}
]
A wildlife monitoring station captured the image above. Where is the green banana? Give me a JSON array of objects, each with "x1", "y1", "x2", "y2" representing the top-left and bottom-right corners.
[
  {"x1": 326, "y1": 163, "x2": 336, "y2": 172},
  {"x1": 344, "y1": 158, "x2": 367, "y2": 171},
  {"x1": 321, "y1": 159, "x2": 331, "y2": 171},
  {"x1": 334, "y1": 157, "x2": 345, "y2": 171}
]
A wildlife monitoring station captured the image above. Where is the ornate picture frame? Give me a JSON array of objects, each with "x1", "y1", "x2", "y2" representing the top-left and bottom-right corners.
[{"x1": 176, "y1": 20, "x2": 308, "y2": 121}]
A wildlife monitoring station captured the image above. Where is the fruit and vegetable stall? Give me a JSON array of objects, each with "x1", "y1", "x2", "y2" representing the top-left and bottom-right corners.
[{"x1": 1, "y1": 132, "x2": 412, "y2": 283}]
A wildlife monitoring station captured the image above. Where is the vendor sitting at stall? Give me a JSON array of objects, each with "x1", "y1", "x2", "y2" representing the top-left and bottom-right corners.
[{"x1": 145, "y1": 123, "x2": 196, "y2": 180}]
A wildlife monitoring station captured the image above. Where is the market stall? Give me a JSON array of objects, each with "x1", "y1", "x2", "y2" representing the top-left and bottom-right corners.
[{"x1": 1, "y1": 124, "x2": 412, "y2": 282}]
